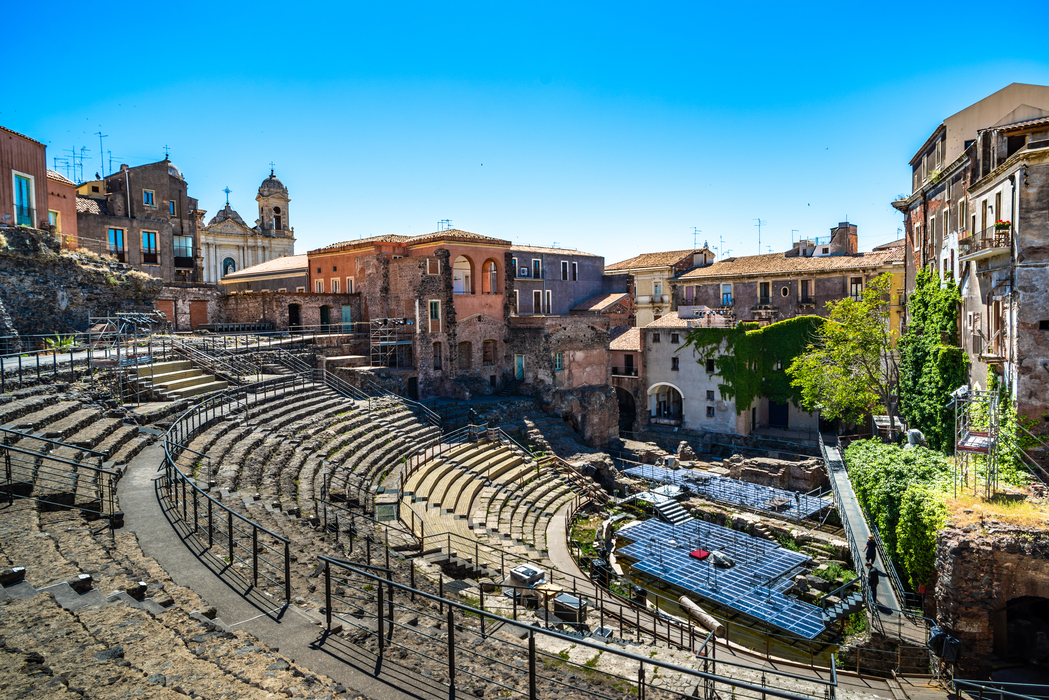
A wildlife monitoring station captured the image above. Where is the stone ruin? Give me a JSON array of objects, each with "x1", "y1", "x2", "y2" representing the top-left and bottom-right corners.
[{"x1": 722, "y1": 453, "x2": 828, "y2": 493}]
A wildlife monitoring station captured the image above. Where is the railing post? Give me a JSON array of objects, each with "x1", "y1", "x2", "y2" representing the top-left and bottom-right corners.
[
  {"x1": 638, "y1": 661, "x2": 645, "y2": 700},
  {"x1": 208, "y1": 497, "x2": 213, "y2": 547},
  {"x1": 447, "y1": 606, "x2": 455, "y2": 689},
  {"x1": 377, "y1": 579, "x2": 385, "y2": 654},
  {"x1": 284, "y1": 541, "x2": 291, "y2": 604},
  {"x1": 252, "y1": 526, "x2": 259, "y2": 587},
  {"x1": 192, "y1": 488, "x2": 198, "y2": 534},
  {"x1": 228, "y1": 510, "x2": 234, "y2": 565},
  {"x1": 325, "y1": 562, "x2": 332, "y2": 630},
  {"x1": 480, "y1": 587, "x2": 486, "y2": 639},
  {"x1": 528, "y1": 631, "x2": 537, "y2": 700}
]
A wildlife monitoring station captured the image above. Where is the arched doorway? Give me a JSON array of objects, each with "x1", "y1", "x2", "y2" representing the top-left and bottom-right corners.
[
  {"x1": 288, "y1": 303, "x2": 301, "y2": 332},
  {"x1": 453, "y1": 256, "x2": 473, "y2": 294},
  {"x1": 615, "y1": 387, "x2": 636, "y2": 431},
  {"x1": 648, "y1": 383, "x2": 684, "y2": 425},
  {"x1": 320, "y1": 305, "x2": 330, "y2": 331}
]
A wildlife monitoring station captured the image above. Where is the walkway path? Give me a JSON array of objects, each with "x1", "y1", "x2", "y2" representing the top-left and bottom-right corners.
[
  {"x1": 120, "y1": 440, "x2": 467, "y2": 700},
  {"x1": 820, "y1": 434, "x2": 928, "y2": 646}
]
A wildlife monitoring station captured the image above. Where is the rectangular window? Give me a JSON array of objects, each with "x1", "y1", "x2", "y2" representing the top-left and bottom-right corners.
[
  {"x1": 433, "y1": 343, "x2": 442, "y2": 370},
  {"x1": 670, "y1": 333, "x2": 679, "y2": 344},
  {"x1": 721, "y1": 283, "x2": 732, "y2": 306},
  {"x1": 544, "y1": 290, "x2": 552, "y2": 314},
  {"x1": 483, "y1": 340, "x2": 496, "y2": 366},
  {"x1": 143, "y1": 190, "x2": 154, "y2": 206},
  {"x1": 671, "y1": 357, "x2": 679, "y2": 371},
  {"x1": 685, "y1": 285, "x2": 694, "y2": 302},
  {"x1": 706, "y1": 406, "x2": 715, "y2": 418},
  {"x1": 315, "y1": 279, "x2": 324, "y2": 293},
  {"x1": 511, "y1": 257, "x2": 517, "y2": 276},
  {"x1": 561, "y1": 260, "x2": 569, "y2": 280},
  {"x1": 168, "y1": 200, "x2": 176, "y2": 216},
  {"x1": 346, "y1": 277, "x2": 354, "y2": 294},
  {"x1": 295, "y1": 286, "x2": 305, "y2": 293},
  {"x1": 14, "y1": 172, "x2": 34, "y2": 226},
  {"x1": 759, "y1": 282, "x2": 770, "y2": 303},
  {"x1": 572, "y1": 262, "x2": 578, "y2": 281},
  {"x1": 800, "y1": 279, "x2": 812, "y2": 303},
  {"x1": 48, "y1": 210, "x2": 60, "y2": 232},
  {"x1": 533, "y1": 290, "x2": 542, "y2": 314},
  {"x1": 331, "y1": 278, "x2": 340, "y2": 294},
  {"x1": 141, "y1": 231, "x2": 158, "y2": 264},
  {"x1": 108, "y1": 228, "x2": 125, "y2": 252},
  {"x1": 705, "y1": 358, "x2": 715, "y2": 372},
  {"x1": 427, "y1": 259, "x2": 440, "y2": 275},
  {"x1": 995, "y1": 192, "x2": 1002, "y2": 224},
  {"x1": 532, "y1": 259, "x2": 542, "y2": 279},
  {"x1": 555, "y1": 352, "x2": 564, "y2": 370},
  {"x1": 706, "y1": 390, "x2": 715, "y2": 401},
  {"x1": 943, "y1": 210, "x2": 950, "y2": 236},
  {"x1": 173, "y1": 235, "x2": 193, "y2": 268},
  {"x1": 653, "y1": 281, "x2": 662, "y2": 297},
  {"x1": 652, "y1": 333, "x2": 661, "y2": 343},
  {"x1": 514, "y1": 290, "x2": 519, "y2": 314},
  {"x1": 458, "y1": 342, "x2": 472, "y2": 368},
  {"x1": 850, "y1": 277, "x2": 863, "y2": 301},
  {"x1": 960, "y1": 200, "x2": 968, "y2": 230},
  {"x1": 429, "y1": 300, "x2": 441, "y2": 333}
]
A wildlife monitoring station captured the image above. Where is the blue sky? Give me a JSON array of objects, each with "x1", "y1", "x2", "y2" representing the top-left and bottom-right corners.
[{"x1": 6, "y1": 1, "x2": 1049, "y2": 264}]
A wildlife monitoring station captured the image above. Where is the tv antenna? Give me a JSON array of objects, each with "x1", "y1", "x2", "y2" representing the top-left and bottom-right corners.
[
  {"x1": 754, "y1": 218, "x2": 767, "y2": 255},
  {"x1": 95, "y1": 130, "x2": 108, "y2": 176},
  {"x1": 691, "y1": 227, "x2": 702, "y2": 249},
  {"x1": 438, "y1": 219, "x2": 452, "y2": 231},
  {"x1": 791, "y1": 229, "x2": 799, "y2": 246}
]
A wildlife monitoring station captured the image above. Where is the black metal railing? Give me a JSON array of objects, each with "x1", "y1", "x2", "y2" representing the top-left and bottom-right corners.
[{"x1": 959, "y1": 226, "x2": 1011, "y2": 256}]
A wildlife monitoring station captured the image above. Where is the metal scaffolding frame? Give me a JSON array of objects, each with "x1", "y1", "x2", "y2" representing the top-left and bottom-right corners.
[
  {"x1": 369, "y1": 318, "x2": 413, "y2": 368},
  {"x1": 951, "y1": 386, "x2": 1000, "y2": 498}
]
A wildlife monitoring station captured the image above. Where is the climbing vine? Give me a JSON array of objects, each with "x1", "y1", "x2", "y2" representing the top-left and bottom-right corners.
[
  {"x1": 898, "y1": 268, "x2": 967, "y2": 451},
  {"x1": 681, "y1": 316, "x2": 825, "y2": 414},
  {"x1": 843, "y1": 439, "x2": 950, "y2": 580},
  {"x1": 895, "y1": 485, "x2": 948, "y2": 589}
]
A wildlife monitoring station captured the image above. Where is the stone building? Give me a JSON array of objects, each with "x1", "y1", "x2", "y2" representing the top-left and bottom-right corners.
[
  {"x1": 1, "y1": 126, "x2": 50, "y2": 230},
  {"x1": 891, "y1": 83, "x2": 1049, "y2": 425},
  {"x1": 610, "y1": 327, "x2": 643, "y2": 431},
  {"x1": 670, "y1": 223, "x2": 905, "y2": 334},
  {"x1": 75, "y1": 158, "x2": 202, "y2": 284},
  {"x1": 199, "y1": 171, "x2": 296, "y2": 283},
  {"x1": 569, "y1": 291, "x2": 633, "y2": 329},
  {"x1": 46, "y1": 170, "x2": 78, "y2": 249},
  {"x1": 509, "y1": 245, "x2": 622, "y2": 315},
  {"x1": 219, "y1": 254, "x2": 308, "y2": 294},
  {"x1": 604, "y1": 247, "x2": 715, "y2": 327}
]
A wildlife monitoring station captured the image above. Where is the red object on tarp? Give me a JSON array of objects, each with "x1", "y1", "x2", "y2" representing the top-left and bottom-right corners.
[{"x1": 689, "y1": 549, "x2": 710, "y2": 560}]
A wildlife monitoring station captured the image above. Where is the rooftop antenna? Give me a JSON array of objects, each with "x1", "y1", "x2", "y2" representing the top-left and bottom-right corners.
[
  {"x1": 223, "y1": 186, "x2": 232, "y2": 205},
  {"x1": 767, "y1": 245, "x2": 772, "y2": 254},
  {"x1": 107, "y1": 150, "x2": 113, "y2": 176},
  {"x1": 78, "y1": 146, "x2": 90, "y2": 183},
  {"x1": 691, "y1": 227, "x2": 702, "y2": 249},
  {"x1": 438, "y1": 219, "x2": 452, "y2": 231},
  {"x1": 754, "y1": 218, "x2": 767, "y2": 255},
  {"x1": 95, "y1": 129, "x2": 108, "y2": 176},
  {"x1": 719, "y1": 233, "x2": 724, "y2": 259},
  {"x1": 791, "y1": 229, "x2": 799, "y2": 246}
]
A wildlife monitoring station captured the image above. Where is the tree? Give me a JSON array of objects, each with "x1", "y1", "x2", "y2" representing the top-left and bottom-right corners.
[
  {"x1": 897, "y1": 268, "x2": 967, "y2": 451},
  {"x1": 786, "y1": 273, "x2": 901, "y2": 437}
]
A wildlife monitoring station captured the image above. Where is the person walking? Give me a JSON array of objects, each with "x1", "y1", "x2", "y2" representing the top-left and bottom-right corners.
[
  {"x1": 865, "y1": 535, "x2": 877, "y2": 566},
  {"x1": 867, "y1": 563, "x2": 882, "y2": 604}
]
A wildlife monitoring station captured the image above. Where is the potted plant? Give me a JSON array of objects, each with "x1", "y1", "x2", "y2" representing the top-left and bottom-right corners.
[{"x1": 994, "y1": 219, "x2": 1011, "y2": 231}]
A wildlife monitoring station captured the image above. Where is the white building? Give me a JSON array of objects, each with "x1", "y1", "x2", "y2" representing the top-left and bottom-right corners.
[{"x1": 199, "y1": 170, "x2": 296, "y2": 284}]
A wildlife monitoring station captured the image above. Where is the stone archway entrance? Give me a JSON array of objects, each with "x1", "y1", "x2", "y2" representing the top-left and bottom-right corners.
[
  {"x1": 648, "y1": 383, "x2": 683, "y2": 425},
  {"x1": 615, "y1": 387, "x2": 636, "y2": 431},
  {"x1": 288, "y1": 303, "x2": 301, "y2": 332}
]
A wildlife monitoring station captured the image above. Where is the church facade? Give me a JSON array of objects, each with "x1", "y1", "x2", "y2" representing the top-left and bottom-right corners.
[{"x1": 198, "y1": 170, "x2": 296, "y2": 284}]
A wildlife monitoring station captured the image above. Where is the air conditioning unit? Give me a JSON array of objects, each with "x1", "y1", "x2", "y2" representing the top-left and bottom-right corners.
[{"x1": 519, "y1": 267, "x2": 529, "y2": 277}]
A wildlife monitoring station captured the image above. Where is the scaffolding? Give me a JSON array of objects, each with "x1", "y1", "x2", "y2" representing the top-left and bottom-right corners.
[
  {"x1": 951, "y1": 386, "x2": 1000, "y2": 498},
  {"x1": 369, "y1": 318, "x2": 413, "y2": 368}
]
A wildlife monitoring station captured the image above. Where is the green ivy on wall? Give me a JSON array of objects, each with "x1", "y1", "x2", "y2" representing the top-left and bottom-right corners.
[
  {"x1": 682, "y1": 315, "x2": 825, "y2": 414},
  {"x1": 898, "y1": 269, "x2": 967, "y2": 451}
]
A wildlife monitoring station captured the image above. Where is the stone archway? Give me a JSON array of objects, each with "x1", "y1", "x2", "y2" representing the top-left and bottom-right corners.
[
  {"x1": 615, "y1": 387, "x2": 636, "y2": 431},
  {"x1": 647, "y1": 382, "x2": 684, "y2": 424}
]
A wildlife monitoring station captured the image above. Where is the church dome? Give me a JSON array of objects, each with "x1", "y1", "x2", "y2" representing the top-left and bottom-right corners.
[
  {"x1": 258, "y1": 169, "x2": 287, "y2": 195},
  {"x1": 207, "y1": 203, "x2": 248, "y2": 228},
  {"x1": 167, "y1": 161, "x2": 184, "y2": 180}
]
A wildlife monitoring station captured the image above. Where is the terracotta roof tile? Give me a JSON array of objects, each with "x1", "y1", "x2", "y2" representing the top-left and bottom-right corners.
[
  {"x1": 46, "y1": 170, "x2": 74, "y2": 185},
  {"x1": 605, "y1": 249, "x2": 699, "y2": 272},
  {"x1": 981, "y1": 114, "x2": 1049, "y2": 134},
  {"x1": 406, "y1": 228, "x2": 511, "y2": 247},
  {"x1": 677, "y1": 248, "x2": 904, "y2": 281},
  {"x1": 644, "y1": 312, "x2": 691, "y2": 328},
  {"x1": 220, "y1": 254, "x2": 307, "y2": 280},
  {"x1": 570, "y1": 292, "x2": 630, "y2": 313},
  {"x1": 0, "y1": 125, "x2": 44, "y2": 146},
  {"x1": 610, "y1": 327, "x2": 641, "y2": 351},
  {"x1": 76, "y1": 196, "x2": 107, "y2": 215}
]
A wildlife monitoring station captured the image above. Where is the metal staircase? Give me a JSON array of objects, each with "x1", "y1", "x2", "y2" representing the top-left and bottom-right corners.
[
  {"x1": 653, "y1": 498, "x2": 694, "y2": 526},
  {"x1": 820, "y1": 578, "x2": 865, "y2": 626}
]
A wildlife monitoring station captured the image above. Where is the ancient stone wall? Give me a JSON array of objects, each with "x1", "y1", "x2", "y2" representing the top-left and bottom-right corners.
[
  {"x1": 723, "y1": 454, "x2": 828, "y2": 492},
  {"x1": 216, "y1": 291, "x2": 361, "y2": 332},
  {"x1": 0, "y1": 226, "x2": 161, "y2": 336},
  {"x1": 934, "y1": 525, "x2": 1049, "y2": 674}
]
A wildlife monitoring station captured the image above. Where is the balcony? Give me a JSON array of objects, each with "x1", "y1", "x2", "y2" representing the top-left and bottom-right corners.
[
  {"x1": 612, "y1": 366, "x2": 638, "y2": 377},
  {"x1": 636, "y1": 294, "x2": 670, "y2": 305},
  {"x1": 174, "y1": 256, "x2": 195, "y2": 269},
  {"x1": 959, "y1": 227, "x2": 1011, "y2": 261},
  {"x1": 799, "y1": 297, "x2": 815, "y2": 306}
]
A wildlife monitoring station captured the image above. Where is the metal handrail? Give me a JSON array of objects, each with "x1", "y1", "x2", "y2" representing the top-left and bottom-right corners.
[{"x1": 954, "y1": 679, "x2": 1049, "y2": 700}]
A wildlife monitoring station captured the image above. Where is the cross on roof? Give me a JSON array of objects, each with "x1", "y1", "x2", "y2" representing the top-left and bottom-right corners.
[
  {"x1": 269, "y1": 162, "x2": 275, "y2": 175},
  {"x1": 163, "y1": 145, "x2": 170, "y2": 159},
  {"x1": 222, "y1": 186, "x2": 231, "y2": 204}
]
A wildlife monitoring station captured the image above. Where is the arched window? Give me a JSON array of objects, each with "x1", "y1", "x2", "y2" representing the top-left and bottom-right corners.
[
  {"x1": 222, "y1": 257, "x2": 236, "y2": 277},
  {"x1": 453, "y1": 256, "x2": 473, "y2": 294},
  {"x1": 273, "y1": 206, "x2": 282, "y2": 231},
  {"x1": 482, "y1": 259, "x2": 498, "y2": 294}
]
